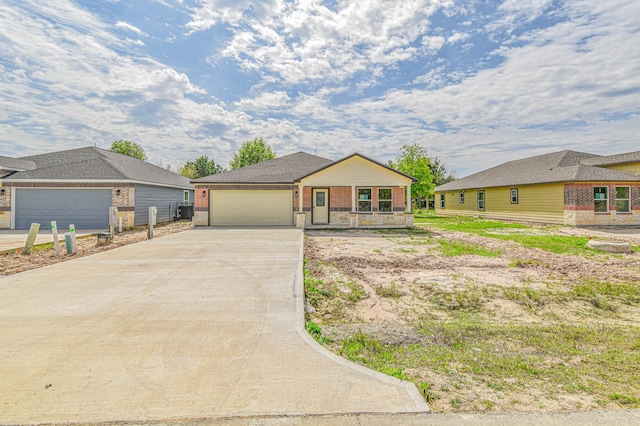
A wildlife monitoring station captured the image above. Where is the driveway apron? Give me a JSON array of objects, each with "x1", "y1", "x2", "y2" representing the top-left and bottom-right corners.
[{"x1": 0, "y1": 228, "x2": 427, "y2": 423}]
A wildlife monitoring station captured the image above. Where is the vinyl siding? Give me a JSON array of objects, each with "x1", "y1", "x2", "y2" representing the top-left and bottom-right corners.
[
  {"x1": 134, "y1": 184, "x2": 185, "y2": 226},
  {"x1": 604, "y1": 162, "x2": 640, "y2": 176},
  {"x1": 435, "y1": 183, "x2": 565, "y2": 224},
  {"x1": 300, "y1": 156, "x2": 412, "y2": 187}
]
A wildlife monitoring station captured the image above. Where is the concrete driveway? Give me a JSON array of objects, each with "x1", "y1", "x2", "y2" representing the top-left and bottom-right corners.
[{"x1": 0, "y1": 228, "x2": 427, "y2": 424}]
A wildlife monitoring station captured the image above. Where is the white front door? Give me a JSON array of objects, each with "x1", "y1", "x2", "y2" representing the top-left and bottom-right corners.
[{"x1": 312, "y1": 189, "x2": 329, "y2": 224}]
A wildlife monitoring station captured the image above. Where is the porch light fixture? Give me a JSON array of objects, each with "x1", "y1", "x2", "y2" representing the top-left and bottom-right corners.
[
  {"x1": 294, "y1": 189, "x2": 298, "y2": 198},
  {"x1": 115, "y1": 189, "x2": 121, "y2": 196},
  {"x1": 202, "y1": 190, "x2": 206, "y2": 197},
  {"x1": 0, "y1": 189, "x2": 4, "y2": 196}
]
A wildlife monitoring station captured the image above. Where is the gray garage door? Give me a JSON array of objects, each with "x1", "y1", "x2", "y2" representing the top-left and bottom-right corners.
[{"x1": 15, "y1": 188, "x2": 112, "y2": 230}]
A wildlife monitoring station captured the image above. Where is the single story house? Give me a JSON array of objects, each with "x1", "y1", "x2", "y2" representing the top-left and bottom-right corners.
[
  {"x1": 434, "y1": 150, "x2": 640, "y2": 226},
  {"x1": 192, "y1": 152, "x2": 417, "y2": 228},
  {"x1": 0, "y1": 146, "x2": 194, "y2": 230}
]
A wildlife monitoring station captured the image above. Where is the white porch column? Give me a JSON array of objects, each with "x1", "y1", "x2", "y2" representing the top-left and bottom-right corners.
[
  {"x1": 406, "y1": 186, "x2": 412, "y2": 213},
  {"x1": 298, "y1": 184, "x2": 304, "y2": 212},
  {"x1": 351, "y1": 185, "x2": 356, "y2": 212}
]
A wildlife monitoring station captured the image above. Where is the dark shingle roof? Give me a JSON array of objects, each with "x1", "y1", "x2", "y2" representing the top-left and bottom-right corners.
[
  {"x1": 436, "y1": 150, "x2": 640, "y2": 192},
  {"x1": 0, "y1": 156, "x2": 36, "y2": 172},
  {"x1": 3, "y1": 146, "x2": 192, "y2": 189},
  {"x1": 193, "y1": 152, "x2": 335, "y2": 183}
]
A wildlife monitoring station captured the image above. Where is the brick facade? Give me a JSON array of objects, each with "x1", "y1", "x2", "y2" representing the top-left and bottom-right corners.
[
  {"x1": 300, "y1": 185, "x2": 411, "y2": 228},
  {"x1": 564, "y1": 183, "x2": 640, "y2": 226},
  {"x1": 0, "y1": 183, "x2": 9, "y2": 228}
]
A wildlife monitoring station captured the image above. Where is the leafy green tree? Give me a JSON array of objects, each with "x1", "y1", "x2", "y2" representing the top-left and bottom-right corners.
[
  {"x1": 230, "y1": 137, "x2": 275, "y2": 169},
  {"x1": 390, "y1": 144, "x2": 435, "y2": 205},
  {"x1": 109, "y1": 140, "x2": 147, "y2": 161},
  {"x1": 430, "y1": 156, "x2": 456, "y2": 186},
  {"x1": 179, "y1": 155, "x2": 225, "y2": 179}
]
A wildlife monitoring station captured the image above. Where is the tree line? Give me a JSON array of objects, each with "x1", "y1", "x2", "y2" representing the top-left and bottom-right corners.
[{"x1": 109, "y1": 139, "x2": 454, "y2": 205}]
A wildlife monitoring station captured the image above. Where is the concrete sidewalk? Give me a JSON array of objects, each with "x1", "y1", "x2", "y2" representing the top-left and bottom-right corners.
[
  {"x1": 0, "y1": 228, "x2": 102, "y2": 252},
  {"x1": 0, "y1": 228, "x2": 426, "y2": 424}
]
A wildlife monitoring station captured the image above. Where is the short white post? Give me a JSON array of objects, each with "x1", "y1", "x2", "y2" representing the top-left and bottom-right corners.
[
  {"x1": 148, "y1": 206, "x2": 157, "y2": 239},
  {"x1": 69, "y1": 224, "x2": 78, "y2": 254},
  {"x1": 23, "y1": 223, "x2": 40, "y2": 254},
  {"x1": 51, "y1": 221, "x2": 60, "y2": 257},
  {"x1": 118, "y1": 217, "x2": 123, "y2": 233}
]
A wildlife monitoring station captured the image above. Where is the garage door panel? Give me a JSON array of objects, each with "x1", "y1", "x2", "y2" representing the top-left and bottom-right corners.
[
  {"x1": 15, "y1": 189, "x2": 112, "y2": 229},
  {"x1": 210, "y1": 190, "x2": 292, "y2": 226}
]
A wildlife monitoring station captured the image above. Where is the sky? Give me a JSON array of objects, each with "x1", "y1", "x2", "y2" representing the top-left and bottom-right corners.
[{"x1": 0, "y1": 0, "x2": 639, "y2": 177}]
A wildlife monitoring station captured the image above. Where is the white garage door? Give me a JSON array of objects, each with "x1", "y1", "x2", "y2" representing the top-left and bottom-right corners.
[{"x1": 209, "y1": 190, "x2": 293, "y2": 226}]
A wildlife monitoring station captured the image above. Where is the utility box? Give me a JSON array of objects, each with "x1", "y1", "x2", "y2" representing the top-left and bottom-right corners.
[
  {"x1": 109, "y1": 206, "x2": 119, "y2": 226},
  {"x1": 149, "y1": 206, "x2": 157, "y2": 226}
]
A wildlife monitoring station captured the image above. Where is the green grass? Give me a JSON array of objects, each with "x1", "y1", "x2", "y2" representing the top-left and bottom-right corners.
[
  {"x1": 416, "y1": 215, "x2": 596, "y2": 256},
  {"x1": 437, "y1": 239, "x2": 501, "y2": 257},
  {"x1": 375, "y1": 282, "x2": 403, "y2": 298},
  {"x1": 339, "y1": 332, "x2": 408, "y2": 380},
  {"x1": 306, "y1": 321, "x2": 330, "y2": 343}
]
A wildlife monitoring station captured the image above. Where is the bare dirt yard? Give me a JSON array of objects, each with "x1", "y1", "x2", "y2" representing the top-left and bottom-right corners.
[
  {"x1": 303, "y1": 219, "x2": 640, "y2": 413},
  {"x1": 0, "y1": 221, "x2": 193, "y2": 276}
]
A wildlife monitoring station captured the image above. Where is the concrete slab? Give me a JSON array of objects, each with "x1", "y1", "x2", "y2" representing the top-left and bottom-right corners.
[
  {"x1": 0, "y1": 228, "x2": 427, "y2": 424},
  {"x1": 0, "y1": 228, "x2": 103, "y2": 252},
  {"x1": 586, "y1": 239, "x2": 632, "y2": 253}
]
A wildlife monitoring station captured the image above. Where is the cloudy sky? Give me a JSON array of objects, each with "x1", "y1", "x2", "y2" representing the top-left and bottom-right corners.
[{"x1": 1, "y1": 0, "x2": 638, "y2": 176}]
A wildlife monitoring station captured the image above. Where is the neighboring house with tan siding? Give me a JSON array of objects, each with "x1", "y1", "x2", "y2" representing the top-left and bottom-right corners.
[
  {"x1": 434, "y1": 150, "x2": 640, "y2": 226},
  {"x1": 193, "y1": 152, "x2": 417, "y2": 228}
]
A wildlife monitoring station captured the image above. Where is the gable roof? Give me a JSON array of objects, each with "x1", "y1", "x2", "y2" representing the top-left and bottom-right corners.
[
  {"x1": 295, "y1": 152, "x2": 418, "y2": 183},
  {"x1": 436, "y1": 150, "x2": 640, "y2": 192},
  {"x1": 2, "y1": 146, "x2": 192, "y2": 189},
  {"x1": 192, "y1": 151, "x2": 417, "y2": 184},
  {"x1": 0, "y1": 156, "x2": 36, "y2": 172},
  {"x1": 193, "y1": 152, "x2": 334, "y2": 184}
]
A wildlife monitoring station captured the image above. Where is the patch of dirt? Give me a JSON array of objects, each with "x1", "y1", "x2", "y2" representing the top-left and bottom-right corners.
[
  {"x1": 304, "y1": 225, "x2": 640, "y2": 413},
  {"x1": 0, "y1": 221, "x2": 193, "y2": 276}
]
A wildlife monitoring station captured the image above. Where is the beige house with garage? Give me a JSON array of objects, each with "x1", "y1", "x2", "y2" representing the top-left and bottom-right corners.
[{"x1": 193, "y1": 152, "x2": 417, "y2": 228}]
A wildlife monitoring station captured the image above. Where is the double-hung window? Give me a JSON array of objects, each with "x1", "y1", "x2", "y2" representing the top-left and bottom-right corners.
[
  {"x1": 459, "y1": 192, "x2": 465, "y2": 204},
  {"x1": 183, "y1": 190, "x2": 189, "y2": 202},
  {"x1": 440, "y1": 194, "x2": 445, "y2": 209},
  {"x1": 616, "y1": 186, "x2": 630, "y2": 213},
  {"x1": 594, "y1": 187, "x2": 609, "y2": 213},
  {"x1": 477, "y1": 190, "x2": 485, "y2": 210},
  {"x1": 378, "y1": 188, "x2": 392, "y2": 212},
  {"x1": 358, "y1": 188, "x2": 372, "y2": 212}
]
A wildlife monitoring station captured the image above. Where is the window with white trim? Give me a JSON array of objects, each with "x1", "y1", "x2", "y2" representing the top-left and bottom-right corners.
[
  {"x1": 440, "y1": 194, "x2": 445, "y2": 209},
  {"x1": 594, "y1": 187, "x2": 608, "y2": 213},
  {"x1": 510, "y1": 188, "x2": 518, "y2": 204},
  {"x1": 358, "y1": 188, "x2": 372, "y2": 212},
  {"x1": 459, "y1": 191, "x2": 465, "y2": 203},
  {"x1": 477, "y1": 190, "x2": 485, "y2": 211},
  {"x1": 616, "y1": 186, "x2": 630, "y2": 213},
  {"x1": 378, "y1": 188, "x2": 392, "y2": 212},
  {"x1": 184, "y1": 190, "x2": 189, "y2": 202}
]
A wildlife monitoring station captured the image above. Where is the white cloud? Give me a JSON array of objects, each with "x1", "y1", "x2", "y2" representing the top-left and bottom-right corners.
[
  {"x1": 447, "y1": 31, "x2": 469, "y2": 43},
  {"x1": 115, "y1": 21, "x2": 148, "y2": 37},
  {"x1": 193, "y1": 0, "x2": 450, "y2": 85}
]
